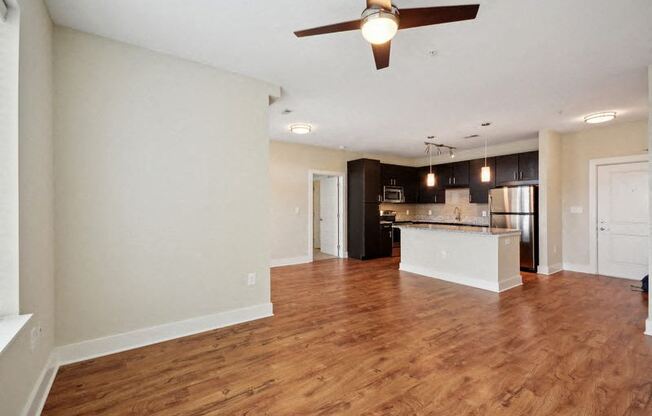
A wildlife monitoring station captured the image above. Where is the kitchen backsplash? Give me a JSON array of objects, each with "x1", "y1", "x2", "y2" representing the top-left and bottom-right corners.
[{"x1": 380, "y1": 188, "x2": 489, "y2": 225}]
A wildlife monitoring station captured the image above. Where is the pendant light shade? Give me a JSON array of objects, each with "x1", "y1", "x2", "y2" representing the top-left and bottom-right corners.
[
  {"x1": 481, "y1": 166, "x2": 491, "y2": 183},
  {"x1": 481, "y1": 136, "x2": 491, "y2": 183},
  {"x1": 427, "y1": 172, "x2": 435, "y2": 187}
]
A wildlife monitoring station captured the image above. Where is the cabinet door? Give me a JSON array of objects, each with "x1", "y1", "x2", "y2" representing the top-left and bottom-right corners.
[
  {"x1": 495, "y1": 154, "x2": 519, "y2": 186},
  {"x1": 518, "y1": 151, "x2": 539, "y2": 181},
  {"x1": 451, "y1": 161, "x2": 470, "y2": 187},
  {"x1": 436, "y1": 164, "x2": 453, "y2": 188},
  {"x1": 363, "y1": 204, "x2": 380, "y2": 259},
  {"x1": 417, "y1": 166, "x2": 437, "y2": 203},
  {"x1": 400, "y1": 166, "x2": 418, "y2": 203},
  {"x1": 363, "y1": 159, "x2": 381, "y2": 203},
  {"x1": 379, "y1": 223, "x2": 393, "y2": 257},
  {"x1": 469, "y1": 157, "x2": 495, "y2": 204},
  {"x1": 380, "y1": 163, "x2": 398, "y2": 187}
]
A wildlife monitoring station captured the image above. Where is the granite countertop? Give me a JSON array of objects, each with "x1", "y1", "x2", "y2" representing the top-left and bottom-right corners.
[{"x1": 395, "y1": 223, "x2": 521, "y2": 237}]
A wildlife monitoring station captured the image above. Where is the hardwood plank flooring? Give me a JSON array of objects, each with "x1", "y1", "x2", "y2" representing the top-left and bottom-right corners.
[{"x1": 43, "y1": 258, "x2": 652, "y2": 415}]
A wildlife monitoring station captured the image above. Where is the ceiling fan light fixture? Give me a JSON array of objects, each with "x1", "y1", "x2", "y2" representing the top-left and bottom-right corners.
[
  {"x1": 584, "y1": 112, "x2": 616, "y2": 124},
  {"x1": 361, "y1": 8, "x2": 399, "y2": 45}
]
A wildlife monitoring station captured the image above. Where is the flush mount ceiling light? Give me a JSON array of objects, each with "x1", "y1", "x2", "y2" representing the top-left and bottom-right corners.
[
  {"x1": 289, "y1": 123, "x2": 312, "y2": 135},
  {"x1": 584, "y1": 112, "x2": 616, "y2": 124}
]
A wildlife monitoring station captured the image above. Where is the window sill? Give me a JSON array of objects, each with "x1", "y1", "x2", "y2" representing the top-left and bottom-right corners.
[{"x1": 0, "y1": 314, "x2": 32, "y2": 355}]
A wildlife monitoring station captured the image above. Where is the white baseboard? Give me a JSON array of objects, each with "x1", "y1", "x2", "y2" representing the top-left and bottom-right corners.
[
  {"x1": 562, "y1": 262, "x2": 595, "y2": 274},
  {"x1": 23, "y1": 352, "x2": 59, "y2": 416},
  {"x1": 537, "y1": 263, "x2": 563, "y2": 275},
  {"x1": 270, "y1": 256, "x2": 311, "y2": 267},
  {"x1": 400, "y1": 263, "x2": 522, "y2": 293},
  {"x1": 55, "y1": 303, "x2": 273, "y2": 365},
  {"x1": 646, "y1": 319, "x2": 652, "y2": 337}
]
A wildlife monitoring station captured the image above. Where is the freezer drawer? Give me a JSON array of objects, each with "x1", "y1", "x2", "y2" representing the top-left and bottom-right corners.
[
  {"x1": 491, "y1": 214, "x2": 537, "y2": 270},
  {"x1": 489, "y1": 186, "x2": 536, "y2": 214}
]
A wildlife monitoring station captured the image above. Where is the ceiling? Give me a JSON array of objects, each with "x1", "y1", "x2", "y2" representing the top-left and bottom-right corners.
[{"x1": 45, "y1": 0, "x2": 652, "y2": 157}]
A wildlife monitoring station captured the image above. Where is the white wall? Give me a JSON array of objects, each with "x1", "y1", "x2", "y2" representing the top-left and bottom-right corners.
[
  {"x1": 270, "y1": 141, "x2": 414, "y2": 264},
  {"x1": 538, "y1": 129, "x2": 563, "y2": 274},
  {"x1": 0, "y1": 0, "x2": 56, "y2": 415},
  {"x1": 647, "y1": 65, "x2": 652, "y2": 336},
  {"x1": 0, "y1": 0, "x2": 19, "y2": 317},
  {"x1": 53, "y1": 28, "x2": 279, "y2": 346},
  {"x1": 561, "y1": 120, "x2": 648, "y2": 272}
]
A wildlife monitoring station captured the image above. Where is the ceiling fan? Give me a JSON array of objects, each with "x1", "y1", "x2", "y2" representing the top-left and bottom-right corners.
[{"x1": 294, "y1": 1, "x2": 479, "y2": 70}]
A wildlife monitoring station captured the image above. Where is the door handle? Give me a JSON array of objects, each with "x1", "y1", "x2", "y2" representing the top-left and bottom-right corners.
[{"x1": 599, "y1": 226, "x2": 608, "y2": 231}]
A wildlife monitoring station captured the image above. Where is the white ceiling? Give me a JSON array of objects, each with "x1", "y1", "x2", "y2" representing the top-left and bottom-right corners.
[{"x1": 45, "y1": 0, "x2": 652, "y2": 157}]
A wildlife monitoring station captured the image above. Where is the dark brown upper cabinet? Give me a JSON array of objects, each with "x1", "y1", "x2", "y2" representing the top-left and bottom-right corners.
[
  {"x1": 381, "y1": 163, "x2": 418, "y2": 203},
  {"x1": 417, "y1": 166, "x2": 445, "y2": 204},
  {"x1": 495, "y1": 151, "x2": 539, "y2": 186},
  {"x1": 469, "y1": 157, "x2": 495, "y2": 204},
  {"x1": 433, "y1": 161, "x2": 470, "y2": 188},
  {"x1": 349, "y1": 159, "x2": 381, "y2": 204},
  {"x1": 518, "y1": 151, "x2": 539, "y2": 181}
]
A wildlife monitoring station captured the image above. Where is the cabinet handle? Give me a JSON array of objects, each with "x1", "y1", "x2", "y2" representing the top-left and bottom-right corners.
[
  {"x1": 453, "y1": 177, "x2": 456, "y2": 184},
  {"x1": 513, "y1": 172, "x2": 517, "y2": 180},
  {"x1": 448, "y1": 178, "x2": 452, "y2": 185},
  {"x1": 519, "y1": 171, "x2": 523, "y2": 180}
]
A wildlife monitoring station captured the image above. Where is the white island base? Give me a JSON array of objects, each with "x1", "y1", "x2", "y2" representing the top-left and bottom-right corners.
[{"x1": 398, "y1": 224, "x2": 522, "y2": 293}]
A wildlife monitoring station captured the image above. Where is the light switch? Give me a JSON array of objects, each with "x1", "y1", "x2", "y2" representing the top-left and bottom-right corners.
[{"x1": 570, "y1": 206, "x2": 583, "y2": 214}]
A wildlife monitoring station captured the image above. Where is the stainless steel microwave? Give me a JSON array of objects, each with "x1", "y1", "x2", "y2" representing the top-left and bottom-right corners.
[{"x1": 383, "y1": 186, "x2": 405, "y2": 203}]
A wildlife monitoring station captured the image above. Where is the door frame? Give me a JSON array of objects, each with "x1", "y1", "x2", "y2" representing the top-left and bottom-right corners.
[
  {"x1": 588, "y1": 153, "x2": 649, "y2": 274},
  {"x1": 308, "y1": 170, "x2": 345, "y2": 262}
]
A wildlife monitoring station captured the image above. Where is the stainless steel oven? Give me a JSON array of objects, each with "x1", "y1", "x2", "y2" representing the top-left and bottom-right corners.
[{"x1": 383, "y1": 186, "x2": 405, "y2": 203}]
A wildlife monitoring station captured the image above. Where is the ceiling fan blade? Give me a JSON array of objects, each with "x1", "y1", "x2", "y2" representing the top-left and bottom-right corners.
[
  {"x1": 367, "y1": 0, "x2": 392, "y2": 10},
  {"x1": 294, "y1": 20, "x2": 361, "y2": 37},
  {"x1": 398, "y1": 5, "x2": 480, "y2": 30},
  {"x1": 372, "y1": 41, "x2": 391, "y2": 70}
]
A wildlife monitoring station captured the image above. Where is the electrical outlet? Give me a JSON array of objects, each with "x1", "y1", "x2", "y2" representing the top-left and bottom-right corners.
[
  {"x1": 294, "y1": 207, "x2": 300, "y2": 215},
  {"x1": 247, "y1": 273, "x2": 256, "y2": 286},
  {"x1": 406, "y1": 210, "x2": 410, "y2": 215},
  {"x1": 428, "y1": 210, "x2": 432, "y2": 215},
  {"x1": 441, "y1": 250, "x2": 448, "y2": 259},
  {"x1": 482, "y1": 210, "x2": 487, "y2": 217}
]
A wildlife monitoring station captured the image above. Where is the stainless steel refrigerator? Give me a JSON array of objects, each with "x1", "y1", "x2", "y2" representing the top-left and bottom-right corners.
[{"x1": 489, "y1": 186, "x2": 538, "y2": 271}]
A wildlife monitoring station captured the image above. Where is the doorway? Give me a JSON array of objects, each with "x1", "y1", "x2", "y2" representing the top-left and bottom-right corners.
[
  {"x1": 309, "y1": 171, "x2": 344, "y2": 262},
  {"x1": 590, "y1": 155, "x2": 649, "y2": 279}
]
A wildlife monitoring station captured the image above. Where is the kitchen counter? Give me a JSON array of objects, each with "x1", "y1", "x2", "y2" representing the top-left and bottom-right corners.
[
  {"x1": 399, "y1": 223, "x2": 522, "y2": 293},
  {"x1": 396, "y1": 223, "x2": 520, "y2": 237}
]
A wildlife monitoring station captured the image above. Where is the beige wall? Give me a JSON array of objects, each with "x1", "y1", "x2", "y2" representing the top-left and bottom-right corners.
[
  {"x1": 0, "y1": 1, "x2": 56, "y2": 415},
  {"x1": 269, "y1": 140, "x2": 414, "y2": 263},
  {"x1": 54, "y1": 28, "x2": 279, "y2": 345},
  {"x1": 561, "y1": 120, "x2": 649, "y2": 271},
  {"x1": 648, "y1": 66, "x2": 652, "y2": 336},
  {"x1": 538, "y1": 129, "x2": 563, "y2": 273}
]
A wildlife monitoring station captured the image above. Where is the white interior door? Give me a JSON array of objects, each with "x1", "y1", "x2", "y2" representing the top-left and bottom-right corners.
[
  {"x1": 597, "y1": 162, "x2": 649, "y2": 279},
  {"x1": 319, "y1": 177, "x2": 339, "y2": 256}
]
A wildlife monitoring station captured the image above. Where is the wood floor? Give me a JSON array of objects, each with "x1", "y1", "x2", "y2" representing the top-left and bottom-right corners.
[{"x1": 44, "y1": 257, "x2": 652, "y2": 415}]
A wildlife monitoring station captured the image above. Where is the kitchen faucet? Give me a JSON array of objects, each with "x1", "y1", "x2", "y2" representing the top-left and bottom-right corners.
[{"x1": 453, "y1": 207, "x2": 461, "y2": 222}]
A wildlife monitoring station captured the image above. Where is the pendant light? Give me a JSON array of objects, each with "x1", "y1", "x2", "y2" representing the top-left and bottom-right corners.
[
  {"x1": 426, "y1": 143, "x2": 435, "y2": 187},
  {"x1": 481, "y1": 136, "x2": 491, "y2": 183}
]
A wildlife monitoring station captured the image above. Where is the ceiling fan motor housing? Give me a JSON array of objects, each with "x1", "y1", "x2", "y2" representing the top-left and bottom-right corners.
[{"x1": 360, "y1": 6, "x2": 400, "y2": 44}]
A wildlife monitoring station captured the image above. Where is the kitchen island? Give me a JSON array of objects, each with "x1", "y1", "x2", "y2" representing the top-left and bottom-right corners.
[{"x1": 397, "y1": 224, "x2": 522, "y2": 292}]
